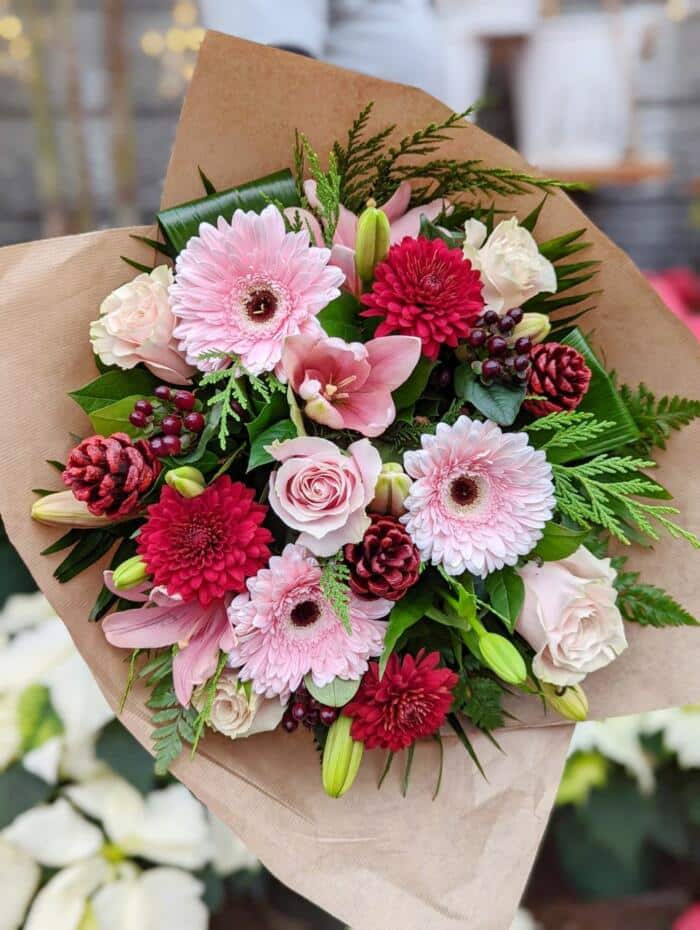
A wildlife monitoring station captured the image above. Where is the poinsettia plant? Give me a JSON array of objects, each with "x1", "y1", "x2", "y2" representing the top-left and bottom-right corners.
[{"x1": 31, "y1": 104, "x2": 700, "y2": 795}]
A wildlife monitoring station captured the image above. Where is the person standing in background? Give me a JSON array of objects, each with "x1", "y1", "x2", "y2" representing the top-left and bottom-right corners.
[{"x1": 199, "y1": 0, "x2": 448, "y2": 99}]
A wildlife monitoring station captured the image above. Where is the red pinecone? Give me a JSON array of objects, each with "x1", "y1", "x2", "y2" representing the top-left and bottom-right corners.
[
  {"x1": 62, "y1": 432, "x2": 160, "y2": 518},
  {"x1": 524, "y1": 342, "x2": 592, "y2": 418},
  {"x1": 343, "y1": 514, "x2": 420, "y2": 601}
]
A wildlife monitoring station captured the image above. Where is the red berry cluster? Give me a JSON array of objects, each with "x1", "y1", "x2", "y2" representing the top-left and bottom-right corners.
[
  {"x1": 282, "y1": 684, "x2": 338, "y2": 733},
  {"x1": 128, "y1": 386, "x2": 206, "y2": 458},
  {"x1": 465, "y1": 308, "x2": 533, "y2": 385}
]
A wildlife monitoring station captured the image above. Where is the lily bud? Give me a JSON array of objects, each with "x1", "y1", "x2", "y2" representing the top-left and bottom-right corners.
[
  {"x1": 370, "y1": 463, "x2": 412, "y2": 518},
  {"x1": 322, "y1": 715, "x2": 364, "y2": 799},
  {"x1": 112, "y1": 555, "x2": 149, "y2": 591},
  {"x1": 31, "y1": 491, "x2": 114, "y2": 528},
  {"x1": 355, "y1": 200, "x2": 391, "y2": 283},
  {"x1": 478, "y1": 633, "x2": 527, "y2": 685},
  {"x1": 511, "y1": 312, "x2": 551, "y2": 346},
  {"x1": 543, "y1": 682, "x2": 589, "y2": 722},
  {"x1": 165, "y1": 466, "x2": 206, "y2": 498}
]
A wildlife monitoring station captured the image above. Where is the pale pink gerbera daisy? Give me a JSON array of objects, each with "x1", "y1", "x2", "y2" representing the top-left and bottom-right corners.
[
  {"x1": 227, "y1": 544, "x2": 389, "y2": 699},
  {"x1": 170, "y1": 205, "x2": 345, "y2": 374},
  {"x1": 401, "y1": 416, "x2": 555, "y2": 578}
]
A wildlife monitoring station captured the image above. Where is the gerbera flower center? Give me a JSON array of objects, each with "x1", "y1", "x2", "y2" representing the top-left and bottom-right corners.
[
  {"x1": 245, "y1": 287, "x2": 278, "y2": 323},
  {"x1": 290, "y1": 599, "x2": 321, "y2": 627},
  {"x1": 450, "y1": 475, "x2": 480, "y2": 507}
]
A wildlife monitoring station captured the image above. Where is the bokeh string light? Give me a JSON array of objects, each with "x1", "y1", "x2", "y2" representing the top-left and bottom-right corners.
[
  {"x1": 139, "y1": 0, "x2": 204, "y2": 98},
  {"x1": 0, "y1": 7, "x2": 31, "y2": 79}
]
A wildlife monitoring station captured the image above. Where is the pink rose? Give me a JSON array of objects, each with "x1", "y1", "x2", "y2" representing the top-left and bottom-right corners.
[
  {"x1": 90, "y1": 265, "x2": 194, "y2": 385},
  {"x1": 674, "y1": 904, "x2": 700, "y2": 930},
  {"x1": 517, "y1": 545, "x2": 628, "y2": 687},
  {"x1": 267, "y1": 436, "x2": 381, "y2": 557}
]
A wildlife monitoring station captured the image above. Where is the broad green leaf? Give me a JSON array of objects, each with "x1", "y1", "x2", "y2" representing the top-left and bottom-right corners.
[
  {"x1": 379, "y1": 574, "x2": 436, "y2": 677},
  {"x1": 157, "y1": 169, "x2": 300, "y2": 253},
  {"x1": 245, "y1": 392, "x2": 289, "y2": 444},
  {"x1": 89, "y1": 395, "x2": 147, "y2": 438},
  {"x1": 70, "y1": 370, "x2": 159, "y2": 415},
  {"x1": 303, "y1": 675, "x2": 361, "y2": 708},
  {"x1": 392, "y1": 356, "x2": 435, "y2": 411},
  {"x1": 318, "y1": 294, "x2": 363, "y2": 342},
  {"x1": 95, "y1": 720, "x2": 157, "y2": 794},
  {"x1": 484, "y1": 568, "x2": 525, "y2": 633},
  {"x1": 531, "y1": 522, "x2": 589, "y2": 561},
  {"x1": 438, "y1": 568, "x2": 476, "y2": 623},
  {"x1": 17, "y1": 684, "x2": 64, "y2": 753},
  {"x1": 0, "y1": 764, "x2": 53, "y2": 830},
  {"x1": 247, "y1": 419, "x2": 297, "y2": 471},
  {"x1": 455, "y1": 364, "x2": 525, "y2": 426}
]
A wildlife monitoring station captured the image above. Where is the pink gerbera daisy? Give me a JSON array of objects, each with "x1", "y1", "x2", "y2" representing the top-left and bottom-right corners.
[
  {"x1": 227, "y1": 544, "x2": 390, "y2": 699},
  {"x1": 401, "y1": 416, "x2": 555, "y2": 577},
  {"x1": 170, "y1": 205, "x2": 345, "y2": 375}
]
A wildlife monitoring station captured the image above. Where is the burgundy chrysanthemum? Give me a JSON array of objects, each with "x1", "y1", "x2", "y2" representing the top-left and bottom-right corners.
[
  {"x1": 62, "y1": 432, "x2": 160, "y2": 518},
  {"x1": 524, "y1": 342, "x2": 592, "y2": 418},
  {"x1": 360, "y1": 236, "x2": 484, "y2": 359},
  {"x1": 344, "y1": 650, "x2": 458, "y2": 752},
  {"x1": 137, "y1": 475, "x2": 272, "y2": 606}
]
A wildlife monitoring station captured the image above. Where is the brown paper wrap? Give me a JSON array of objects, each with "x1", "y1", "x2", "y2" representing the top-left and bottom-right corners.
[{"x1": 0, "y1": 34, "x2": 698, "y2": 930}]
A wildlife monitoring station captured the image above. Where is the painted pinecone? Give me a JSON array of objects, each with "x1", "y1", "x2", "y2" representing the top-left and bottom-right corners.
[
  {"x1": 344, "y1": 514, "x2": 420, "y2": 601},
  {"x1": 62, "y1": 432, "x2": 160, "y2": 518},
  {"x1": 524, "y1": 342, "x2": 592, "y2": 417}
]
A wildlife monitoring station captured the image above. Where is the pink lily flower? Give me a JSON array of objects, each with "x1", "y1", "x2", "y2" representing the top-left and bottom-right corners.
[
  {"x1": 281, "y1": 332, "x2": 421, "y2": 437},
  {"x1": 285, "y1": 180, "x2": 449, "y2": 297},
  {"x1": 102, "y1": 580, "x2": 232, "y2": 706}
]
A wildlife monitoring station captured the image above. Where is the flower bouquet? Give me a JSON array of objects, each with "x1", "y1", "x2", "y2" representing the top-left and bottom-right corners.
[{"x1": 1, "y1": 34, "x2": 698, "y2": 930}]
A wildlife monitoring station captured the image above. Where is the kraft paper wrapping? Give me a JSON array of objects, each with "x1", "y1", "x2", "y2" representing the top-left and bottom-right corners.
[{"x1": 0, "y1": 33, "x2": 698, "y2": 930}]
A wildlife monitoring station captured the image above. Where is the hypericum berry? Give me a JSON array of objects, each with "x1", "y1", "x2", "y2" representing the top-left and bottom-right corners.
[
  {"x1": 514, "y1": 336, "x2": 532, "y2": 354},
  {"x1": 498, "y1": 316, "x2": 515, "y2": 334},
  {"x1": 149, "y1": 435, "x2": 167, "y2": 457},
  {"x1": 161, "y1": 434, "x2": 182, "y2": 456},
  {"x1": 514, "y1": 354, "x2": 531, "y2": 373},
  {"x1": 304, "y1": 710, "x2": 320, "y2": 728},
  {"x1": 161, "y1": 415, "x2": 182, "y2": 436},
  {"x1": 509, "y1": 307, "x2": 524, "y2": 324},
  {"x1": 319, "y1": 707, "x2": 338, "y2": 726},
  {"x1": 483, "y1": 310, "x2": 499, "y2": 326},
  {"x1": 173, "y1": 391, "x2": 196, "y2": 412},
  {"x1": 482, "y1": 359, "x2": 503, "y2": 380},
  {"x1": 183, "y1": 411, "x2": 205, "y2": 433},
  {"x1": 468, "y1": 328, "x2": 486, "y2": 348},
  {"x1": 291, "y1": 702, "x2": 307, "y2": 722},
  {"x1": 486, "y1": 335, "x2": 508, "y2": 356},
  {"x1": 129, "y1": 410, "x2": 148, "y2": 429},
  {"x1": 154, "y1": 385, "x2": 171, "y2": 401},
  {"x1": 282, "y1": 714, "x2": 298, "y2": 733},
  {"x1": 134, "y1": 399, "x2": 153, "y2": 416}
]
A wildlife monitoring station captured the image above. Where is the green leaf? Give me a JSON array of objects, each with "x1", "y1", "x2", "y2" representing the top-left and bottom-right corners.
[
  {"x1": 401, "y1": 743, "x2": 416, "y2": 798},
  {"x1": 379, "y1": 573, "x2": 436, "y2": 677},
  {"x1": 245, "y1": 391, "x2": 289, "y2": 444},
  {"x1": 317, "y1": 294, "x2": 363, "y2": 341},
  {"x1": 447, "y1": 713, "x2": 485, "y2": 778},
  {"x1": 616, "y1": 574, "x2": 698, "y2": 628},
  {"x1": 460, "y1": 675, "x2": 506, "y2": 731},
  {"x1": 303, "y1": 675, "x2": 361, "y2": 708},
  {"x1": 520, "y1": 195, "x2": 548, "y2": 233},
  {"x1": 41, "y1": 528, "x2": 84, "y2": 557},
  {"x1": 70, "y1": 370, "x2": 158, "y2": 415},
  {"x1": 0, "y1": 764, "x2": 53, "y2": 830},
  {"x1": 484, "y1": 568, "x2": 524, "y2": 633},
  {"x1": 619, "y1": 382, "x2": 700, "y2": 455},
  {"x1": 454, "y1": 364, "x2": 525, "y2": 426},
  {"x1": 531, "y1": 522, "x2": 589, "y2": 561},
  {"x1": 95, "y1": 719, "x2": 156, "y2": 795},
  {"x1": 247, "y1": 419, "x2": 297, "y2": 471},
  {"x1": 392, "y1": 356, "x2": 435, "y2": 411},
  {"x1": 17, "y1": 683, "x2": 64, "y2": 752},
  {"x1": 89, "y1": 395, "x2": 148, "y2": 438},
  {"x1": 53, "y1": 529, "x2": 122, "y2": 584},
  {"x1": 157, "y1": 169, "x2": 300, "y2": 253}
]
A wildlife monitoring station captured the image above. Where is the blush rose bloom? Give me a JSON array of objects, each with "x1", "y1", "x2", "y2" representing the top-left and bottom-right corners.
[
  {"x1": 517, "y1": 546, "x2": 628, "y2": 687},
  {"x1": 463, "y1": 216, "x2": 557, "y2": 316},
  {"x1": 191, "y1": 668, "x2": 284, "y2": 739},
  {"x1": 267, "y1": 436, "x2": 382, "y2": 557},
  {"x1": 90, "y1": 265, "x2": 194, "y2": 385}
]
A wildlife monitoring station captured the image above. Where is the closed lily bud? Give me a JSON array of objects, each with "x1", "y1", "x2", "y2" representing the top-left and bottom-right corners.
[
  {"x1": 543, "y1": 682, "x2": 589, "y2": 722},
  {"x1": 165, "y1": 466, "x2": 206, "y2": 498},
  {"x1": 370, "y1": 463, "x2": 412, "y2": 518},
  {"x1": 31, "y1": 491, "x2": 115, "y2": 528},
  {"x1": 511, "y1": 312, "x2": 551, "y2": 346},
  {"x1": 478, "y1": 633, "x2": 527, "y2": 685},
  {"x1": 322, "y1": 715, "x2": 364, "y2": 799},
  {"x1": 112, "y1": 555, "x2": 149, "y2": 591},
  {"x1": 355, "y1": 200, "x2": 391, "y2": 283}
]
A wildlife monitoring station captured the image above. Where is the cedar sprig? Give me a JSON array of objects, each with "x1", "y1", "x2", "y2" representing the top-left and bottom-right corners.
[
  {"x1": 297, "y1": 133, "x2": 342, "y2": 245},
  {"x1": 320, "y1": 551, "x2": 352, "y2": 633},
  {"x1": 526, "y1": 410, "x2": 616, "y2": 452},
  {"x1": 198, "y1": 351, "x2": 276, "y2": 449}
]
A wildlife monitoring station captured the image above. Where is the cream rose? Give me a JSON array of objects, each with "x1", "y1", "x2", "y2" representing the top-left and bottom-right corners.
[
  {"x1": 90, "y1": 265, "x2": 194, "y2": 385},
  {"x1": 192, "y1": 669, "x2": 284, "y2": 740},
  {"x1": 517, "y1": 545, "x2": 628, "y2": 686},
  {"x1": 463, "y1": 217, "x2": 557, "y2": 315}
]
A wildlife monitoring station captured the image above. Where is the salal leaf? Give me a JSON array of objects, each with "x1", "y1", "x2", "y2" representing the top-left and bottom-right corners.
[
  {"x1": 70, "y1": 370, "x2": 158, "y2": 415},
  {"x1": 245, "y1": 392, "x2": 288, "y2": 444},
  {"x1": 89, "y1": 396, "x2": 148, "y2": 438},
  {"x1": 455, "y1": 364, "x2": 525, "y2": 426},
  {"x1": 318, "y1": 294, "x2": 363, "y2": 342},
  {"x1": 304, "y1": 675, "x2": 361, "y2": 708},
  {"x1": 392, "y1": 356, "x2": 435, "y2": 411},
  {"x1": 247, "y1": 419, "x2": 297, "y2": 471},
  {"x1": 530, "y1": 522, "x2": 589, "y2": 561},
  {"x1": 379, "y1": 573, "x2": 435, "y2": 677},
  {"x1": 484, "y1": 568, "x2": 525, "y2": 633}
]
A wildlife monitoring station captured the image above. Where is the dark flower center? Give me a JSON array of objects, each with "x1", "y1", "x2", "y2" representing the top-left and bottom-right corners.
[
  {"x1": 290, "y1": 599, "x2": 321, "y2": 627},
  {"x1": 177, "y1": 516, "x2": 225, "y2": 561},
  {"x1": 420, "y1": 272, "x2": 442, "y2": 294},
  {"x1": 245, "y1": 287, "x2": 278, "y2": 323},
  {"x1": 450, "y1": 475, "x2": 479, "y2": 507}
]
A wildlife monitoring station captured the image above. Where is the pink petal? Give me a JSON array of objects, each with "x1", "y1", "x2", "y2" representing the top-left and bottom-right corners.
[
  {"x1": 380, "y1": 181, "x2": 412, "y2": 222},
  {"x1": 365, "y1": 336, "x2": 422, "y2": 392},
  {"x1": 330, "y1": 245, "x2": 362, "y2": 297},
  {"x1": 283, "y1": 206, "x2": 324, "y2": 247},
  {"x1": 280, "y1": 332, "x2": 320, "y2": 389},
  {"x1": 389, "y1": 198, "x2": 448, "y2": 243},
  {"x1": 333, "y1": 205, "x2": 358, "y2": 249},
  {"x1": 347, "y1": 438, "x2": 382, "y2": 506},
  {"x1": 338, "y1": 388, "x2": 396, "y2": 438},
  {"x1": 267, "y1": 435, "x2": 341, "y2": 463},
  {"x1": 102, "y1": 571, "x2": 150, "y2": 603},
  {"x1": 172, "y1": 603, "x2": 229, "y2": 706},
  {"x1": 102, "y1": 602, "x2": 201, "y2": 649}
]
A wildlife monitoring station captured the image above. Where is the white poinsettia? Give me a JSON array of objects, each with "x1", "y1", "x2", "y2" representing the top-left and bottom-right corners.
[
  {"x1": 3, "y1": 798, "x2": 103, "y2": 867},
  {"x1": 569, "y1": 717, "x2": 655, "y2": 793},
  {"x1": 65, "y1": 773, "x2": 211, "y2": 870},
  {"x1": 642, "y1": 707, "x2": 700, "y2": 769},
  {"x1": 0, "y1": 838, "x2": 41, "y2": 930},
  {"x1": 0, "y1": 592, "x2": 56, "y2": 637},
  {"x1": 207, "y1": 810, "x2": 259, "y2": 876},
  {"x1": 91, "y1": 867, "x2": 208, "y2": 930},
  {"x1": 23, "y1": 856, "x2": 111, "y2": 930}
]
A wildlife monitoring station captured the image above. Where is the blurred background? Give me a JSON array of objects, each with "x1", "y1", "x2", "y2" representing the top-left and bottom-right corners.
[{"x1": 1, "y1": 2, "x2": 699, "y2": 929}]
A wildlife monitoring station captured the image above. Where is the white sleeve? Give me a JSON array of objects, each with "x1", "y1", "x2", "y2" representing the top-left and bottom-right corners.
[{"x1": 199, "y1": 0, "x2": 328, "y2": 58}]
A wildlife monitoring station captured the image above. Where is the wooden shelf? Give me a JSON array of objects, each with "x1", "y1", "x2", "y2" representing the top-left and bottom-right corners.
[{"x1": 537, "y1": 159, "x2": 672, "y2": 187}]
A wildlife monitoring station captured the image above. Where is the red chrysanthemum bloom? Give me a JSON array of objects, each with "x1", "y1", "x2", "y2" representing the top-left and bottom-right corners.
[
  {"x1": 137, "y1": 475, "x2": 272, "y2": 607},
  {"x1": 360, "y1": 237, "x2": 484, "y2": 359},
  {"x1": 344, "y1": 650, "x2": 458, "y2": 752}
]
